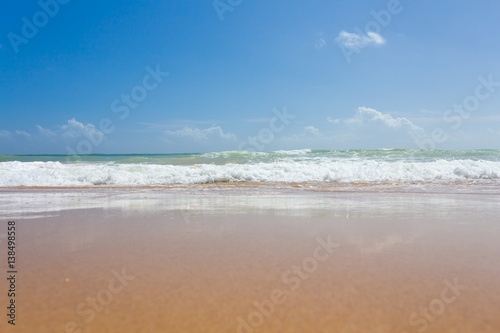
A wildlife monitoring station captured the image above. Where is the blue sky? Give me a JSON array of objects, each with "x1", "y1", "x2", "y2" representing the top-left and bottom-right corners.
[{"x1": 1, "y1": 0, "x2": 499, "y2": 154}]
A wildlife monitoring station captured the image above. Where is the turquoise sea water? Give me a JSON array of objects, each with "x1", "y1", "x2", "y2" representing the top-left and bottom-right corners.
[{"x1": 2, "y1": 149, "x2": 500, "y2": 164}]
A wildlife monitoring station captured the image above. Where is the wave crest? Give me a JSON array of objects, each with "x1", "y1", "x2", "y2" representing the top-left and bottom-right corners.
[{"x1": 1, "y1": 159, "x2": 499, "y2": 187}]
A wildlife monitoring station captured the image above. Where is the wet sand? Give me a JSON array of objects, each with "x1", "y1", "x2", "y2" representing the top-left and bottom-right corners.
[{"x1": 1, "y1": 188, "x2": 499, "y2": 332}]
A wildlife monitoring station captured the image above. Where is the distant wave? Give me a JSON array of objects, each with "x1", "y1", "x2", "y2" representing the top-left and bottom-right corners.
[{"x1": 199, "y1": 149, "x2": 312, "y2": 159}]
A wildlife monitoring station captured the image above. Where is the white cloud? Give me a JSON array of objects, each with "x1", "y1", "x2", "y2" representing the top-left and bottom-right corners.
[
  {"x1": 345, "y1": 107, "x2": 425, "y2": 135},
  {"x1": 304, "y1": 126, "x2": 320, "y2": 136},
  {"x1": 162, "y1": 125, "x2": 238, "y2": 152},
  {"x1": 308, "y1": 107, "x2": 432, "y2": 149},
  {"x1": 164, "y1": 125, "x2": 237, "y2": 142},
  {"x1": 61, "y1": 118, "x2": 103, "y2": 140},
  {"x1": 36, "y1": 125, "x2": 56, "y2": 137},
  {"x1": 276, "y1": 107, "x2": 428, "y2": 151},
  {"x1": 336, "y1": 31, "x2": 386, "y2": 49},
  {"x1": 327, "y1": 117, "x2": 340, "y2": 124},
  {"x1": 15, "y1": 130, "x2": 30, "y2": 137}
]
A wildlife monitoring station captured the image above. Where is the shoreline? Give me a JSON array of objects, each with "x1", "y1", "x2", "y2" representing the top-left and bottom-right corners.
[{"x1": 1, "y1": 178, "x2": 499, "y2": 193}]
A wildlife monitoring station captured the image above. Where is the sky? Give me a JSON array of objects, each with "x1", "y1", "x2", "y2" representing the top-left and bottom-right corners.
[{"x1": 1, "y1": 0, "x2": 500, "y2": 154}]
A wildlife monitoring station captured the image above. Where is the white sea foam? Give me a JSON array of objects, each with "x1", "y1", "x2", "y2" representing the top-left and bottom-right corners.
[
  {"x1": 271, "y1": 149, "x2": 312, "y2": 155},
  {"x1": 1, "y1": 158, "x2": 500, "y2": 187}
]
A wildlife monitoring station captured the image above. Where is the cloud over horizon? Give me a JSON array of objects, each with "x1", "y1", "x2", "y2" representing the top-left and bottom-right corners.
[
  {"x1": 2, "y1": 106, "x2": 500, "y2": 153},
  {"x1": 162, "y1": 125, "x2": 238, "y2": 152},
  {"x1": 336, "y1": 31, "x2": 386, "y2": 49},
  {"x1": 345, "y1": 107, "x2": 425, "y2": 134},
  {"x1": 164, "y1": 125, "x2": 237, "y2": 142},
  {"x1": 61, "y1": 118, "x2": 104, "y2": 141},
  {"x1": 36, "y1": 125, "x2": 57, "y2": 137}
]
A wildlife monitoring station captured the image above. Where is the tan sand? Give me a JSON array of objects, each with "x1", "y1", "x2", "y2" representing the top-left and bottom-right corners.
[{"x1": 1, "y1": 189, "x2": 499, "y2": 332}]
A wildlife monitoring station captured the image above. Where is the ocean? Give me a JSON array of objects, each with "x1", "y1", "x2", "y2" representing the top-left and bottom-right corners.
[{"x1": 1, "y1": 149, "x2": 500, "y2": 190}]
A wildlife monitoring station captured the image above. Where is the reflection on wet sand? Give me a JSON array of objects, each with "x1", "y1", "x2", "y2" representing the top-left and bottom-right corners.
[{"x1": 1, "y1": 188, "x2": 499, "y2": 332}]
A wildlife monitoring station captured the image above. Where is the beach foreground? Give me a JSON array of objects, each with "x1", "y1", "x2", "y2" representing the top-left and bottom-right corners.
[{"x1": 1, "y1": 187, "x2": 499, "y2": 332}]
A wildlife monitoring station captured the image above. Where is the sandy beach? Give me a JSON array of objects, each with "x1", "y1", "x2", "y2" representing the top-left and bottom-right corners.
[{"x1": 1, "y1": 187, "x2": 499, "y2": 332}]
